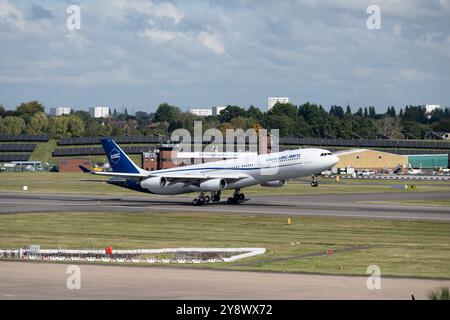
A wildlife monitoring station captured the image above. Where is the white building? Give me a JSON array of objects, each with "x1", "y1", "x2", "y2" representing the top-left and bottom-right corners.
[
  {"x1": 268, "y1": 97, "x2": 289, "y2": 110},
  {"x1": 89, "y1": 106, "x2": 110, "y2": 118},
  {"x1": 189, "y1": 108, "x2": 213, "y2": 117},
  {"x1": 50, "y1": 107, "x2": 71, "y2": 116},
  {"x1": 212, "y1": 106, "x2": 226, "y2": 116},
  {"x1": 425, "y1": 105, "x2": 441, "y2": 119},
  {"x1": 425, "y1": 104, "x2": 441, "y2": 113}
]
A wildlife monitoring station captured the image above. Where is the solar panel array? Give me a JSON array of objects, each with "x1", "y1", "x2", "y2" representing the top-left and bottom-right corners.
[
  {"x1": 320, "y1": 147, "x2": 449, "y2": 156},
  {"x1": 0, "y1": 134, "x2": 50, "y2": 142},
  {"x1": 53, "y1": 145, "x2": 156, "y2": 157},
  {"x1": 279, "y1": 137, "x2": 450, "y2": 149},
  {"x1": 58, "y1": 136, "x2": 161, "y2": 146},
  {"x1": 0, "y1": 144, "x2": 36, "y2": 152},
  {"x1": 0, "y1": 154, "x2": 30, "y2": 162}
]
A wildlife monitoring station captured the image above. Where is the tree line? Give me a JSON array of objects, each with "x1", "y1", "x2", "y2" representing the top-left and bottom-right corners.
[{"x1": 1, "y1": 101, "x2": 449, "y2": 139}]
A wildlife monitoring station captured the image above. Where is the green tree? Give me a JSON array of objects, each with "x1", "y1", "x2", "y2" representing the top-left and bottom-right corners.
[
  {"x1": 428, "y1": 108, "x2": 445, "y2": 123},
  {"x1": 72, "y1": 110, "x2": 91, "y2": 125},
  {"x1": 376, "y1": 117, "x2": 403, "y2": 139},
  {"x1": 85, "y1": 119, "x2": 113, "y2": 136},
  {"x1": 345, "y1": 105, "x2": 352, "y2": 115},
  {"x1": 402, "y1": 120, "x2": 429, "y2": 139},
  {"x1": 402, "y1": 105, "x2": 427, "y2": 124},
  {"x1": 266, "y1": 114, "x2": 297, "y2": 137},
  {"x1": 0, "y1": 116, "x2": 25, "y2": 134},
  {"x1": 67, "y1": 115, "x2": 85, "y2": 137},
  {"x1": 268, "y1": 102, "x2": 298, "y2": 118},
  {"x1": 230, "y1": 116, "x2": 247, "y2": 129},
  {"x1": 27, "y1": 112, "x2": 48, "y2": 134},
  {"x1": 329, "y1": 105, "x2": 344, "y2": 119},
  {"x1": 16, "y1": 101, "x2": 45, "y2": 123},
  {"x1": 246, "y1": 105, "x2": 264, "y2": 122},
  {"x1": 386, "y1": 106, "x2": 396, "y2": 117},
  {"x1": 218, "y1": 105, "x2": 246, "y2": 123},
  {"x1": 47, "y1": 116, "x2": 69, "y2": 138},
  {"x1": 154, "y1": 103, "x2": 181, "y2": 122},
  {"x1": 368, "y1": 106, "x2": 376, "y2": 118},
  {"x1": 433, "y1": 119, "x2": 450, "y2": 132}
]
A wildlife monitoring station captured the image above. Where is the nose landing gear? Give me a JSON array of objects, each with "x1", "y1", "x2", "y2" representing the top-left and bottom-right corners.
[{"x1": 311, "y1": 175, "x2": 319, "y2": 187}]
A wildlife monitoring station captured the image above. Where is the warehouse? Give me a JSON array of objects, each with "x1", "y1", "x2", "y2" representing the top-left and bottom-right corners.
[
  {"x1": 334, "y1": 149, "x2": 408, "y2": 170},
  {"x1": 407, "y1": 154, "x2": 448, "y2": 169}
]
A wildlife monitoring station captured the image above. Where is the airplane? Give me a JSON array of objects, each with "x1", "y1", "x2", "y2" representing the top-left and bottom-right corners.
[{"x1": 80, "y1": 138, "x2": 339, "y2": 205}]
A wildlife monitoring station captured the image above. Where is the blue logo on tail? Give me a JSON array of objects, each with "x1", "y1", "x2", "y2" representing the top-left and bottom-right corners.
[{"x1": 110, "y1": 149, "x2": 120, "y2": 164}]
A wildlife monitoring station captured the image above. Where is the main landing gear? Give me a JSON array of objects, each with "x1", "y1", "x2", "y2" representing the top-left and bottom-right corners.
[
  {"x1": 311, "y1": 175, "x2": 319, "y2": 188},
  {"x1": 227, "y1": 189, "x2": 245, "y2": 204},
  {"x1": 192, "y1": 191, "x2": 221, "y2": 206},
  {"x1": 191, "y1": 190, "x2": 246, "y2": 205}
]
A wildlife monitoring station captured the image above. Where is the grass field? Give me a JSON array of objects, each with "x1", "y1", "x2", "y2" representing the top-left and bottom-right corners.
[
  {"x1": 1, "y1": 172, "x2": 450, "y2": 196},
  {"x1": 0, "y1": 211, "x2": 449, "y2": 279},
  {"x1": 1, "y1": 172, "x2": 449, "y2": 279}
]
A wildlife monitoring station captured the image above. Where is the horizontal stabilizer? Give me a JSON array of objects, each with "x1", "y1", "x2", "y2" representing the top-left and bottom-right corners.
[{"x1": 79, "y1": 165, "x2": 92, "y2": 173}]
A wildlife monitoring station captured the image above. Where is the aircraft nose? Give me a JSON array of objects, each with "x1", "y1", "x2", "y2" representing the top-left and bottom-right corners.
[{"x1": 331, "y1": 154, "x2": 339, "y2": 166}]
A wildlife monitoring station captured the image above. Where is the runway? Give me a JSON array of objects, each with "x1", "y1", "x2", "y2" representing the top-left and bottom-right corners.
[
  {"x1": 0, "y1": 261, "x2": 448, "y2": 300},
  {"x1": 1, "y1": 191, "x2": 450, "y2": 221}
]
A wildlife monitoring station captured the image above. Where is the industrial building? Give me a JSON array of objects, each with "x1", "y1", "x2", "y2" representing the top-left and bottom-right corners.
[
  {"x1": 59, "y1": 159, "x2": 93, "y2": 172},
  {"x1": 335, "y1": 149, "x2": 408, "y2": 170},
  {"x1": 407, "y1": 154, "x2": 448, "y2": 169},
  {"x1": 335, "y1": 149, "x2": 449, "y2": 170}
]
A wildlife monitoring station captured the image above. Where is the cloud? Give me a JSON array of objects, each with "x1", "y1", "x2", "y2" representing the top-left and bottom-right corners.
[
  {"x1": 0, "y1": 0, "x2": 26, "y2": 30},
  {"x1": 399, "y1": 68, "x2": 430, "y2": 81},
  {"x1": 152, "y1": 2, "x2": 185, "y2": 25},
  {"x1": 141, "y1": 28, "x2": 179, "y2": 42},
  {"x1": 197, "y1": 32, "x2": 225, "y2": 54},
  {"x1": 0, "y1": 0, "x2": 449, "y2": 110},
  {"x1": 29, "y1": 3, "x2": 54, "y2": 20}
]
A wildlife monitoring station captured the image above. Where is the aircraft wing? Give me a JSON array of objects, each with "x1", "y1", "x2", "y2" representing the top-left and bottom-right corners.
[
  {"x1": 80, "y1": 165, "x2": 249, "y2": 181},
  {"x1": 157, "y1": 173, "x2": 249, "y2": 182}
]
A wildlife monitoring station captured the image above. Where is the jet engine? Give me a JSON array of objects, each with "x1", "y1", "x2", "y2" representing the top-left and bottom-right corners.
[
  {"x1": 260, "y1": 180, "x2": 287, "y2": 188},
  {"x1": 140, "y1": 176, "x2": 168, "y2": 191},
  {"x1": 199, "y1": 178, "x2": 227, "y2": 191}
]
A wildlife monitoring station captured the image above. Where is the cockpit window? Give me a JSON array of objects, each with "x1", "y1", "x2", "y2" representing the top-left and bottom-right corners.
[{"x1": 320, "y1": 153, "x2": 333, "y2": 156}]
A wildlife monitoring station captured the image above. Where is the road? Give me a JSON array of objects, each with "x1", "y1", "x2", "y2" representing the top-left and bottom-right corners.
[
  {"x1": 0, "y1": 191, "x2": 450, "y2": 221},
  {"x1": 0, "y1": 261, "x2": 448, "y2": 300}
]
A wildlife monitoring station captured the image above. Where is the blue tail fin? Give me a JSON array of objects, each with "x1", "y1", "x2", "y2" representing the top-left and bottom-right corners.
[{"x1": 100, "y1": 138, "x2": 141, "y2": 173}]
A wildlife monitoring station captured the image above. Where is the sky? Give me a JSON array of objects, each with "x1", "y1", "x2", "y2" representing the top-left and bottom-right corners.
[{"x1": 0, "y1": 0, "x2": 449, "y2": 113}]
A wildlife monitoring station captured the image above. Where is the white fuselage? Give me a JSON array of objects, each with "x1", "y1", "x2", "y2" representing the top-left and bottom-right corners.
[{"x1": 137, "y1": 148, "x2": 338, "y2": 195}]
